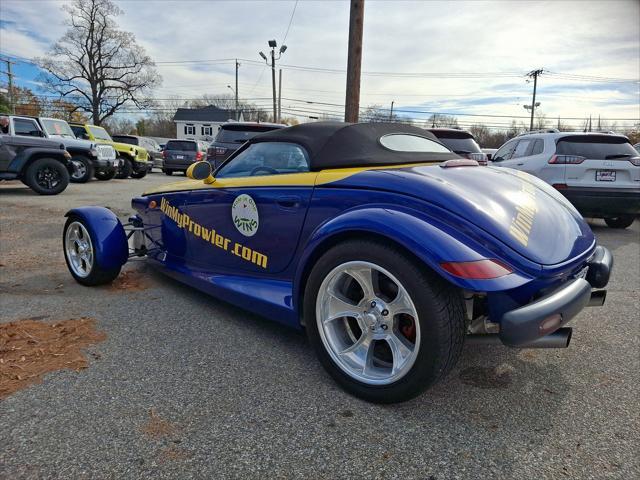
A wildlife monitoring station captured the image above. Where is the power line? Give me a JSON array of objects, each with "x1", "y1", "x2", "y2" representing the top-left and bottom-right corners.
[{"x1": 282, "y1": 0, "x2": 299, "y2": 44}]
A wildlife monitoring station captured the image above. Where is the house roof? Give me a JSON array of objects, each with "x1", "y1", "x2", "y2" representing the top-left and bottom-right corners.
[{"x1": 172, "y1": 105, "x2": 237, "y2": 123}]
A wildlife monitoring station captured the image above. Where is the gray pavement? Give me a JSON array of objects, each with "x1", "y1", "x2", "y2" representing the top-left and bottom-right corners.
[{"x1": 1, "y1": 174, "x2": 639, "y2": 479}]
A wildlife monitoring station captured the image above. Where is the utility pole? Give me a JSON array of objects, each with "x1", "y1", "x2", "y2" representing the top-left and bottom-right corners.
[
  {"x1": 259, "y1": 40, "x2": 287, "y2": 124},
  {"x1": 1, "y1": 56, "x2": 16, "y2": 114},
  {"x1": 344, "y1": 0, "x2": 365, "y2": 123},
  {"x1": 526, "y1": 68, "x2": 543, "y2": 131},
  {"x1": 278, "y1": 69, "x2": 282, "y2": 123},
  {"x1": 235, "y1": 59, "x2": 240, "y2": 121},
  {"x1": 389, "y1": 101, "x2": 394, "y2": 120}
]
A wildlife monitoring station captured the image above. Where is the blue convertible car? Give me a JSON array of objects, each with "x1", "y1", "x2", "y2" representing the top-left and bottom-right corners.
[{"x1": 62, "y1": 122, "x2": 612, "y2": 403}]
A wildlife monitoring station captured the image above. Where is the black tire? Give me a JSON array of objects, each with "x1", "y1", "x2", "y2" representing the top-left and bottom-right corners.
[
  {"x1": 69, "y1": 155, "x2": 94, "y2": 183},
  {"x1": 24, "y1": 157, "x2": 70, "y2": 195},
  {"x1": 115, "y1": 157, "x2": 133, "y2": 179},
  {"x1": 63, "y1": 215, "x2": 122, "y2": 286},
  {"x1": 94, "y1": 169, "x2": 116, "y2": 181},
  {"x1": 304, "y1": 239, "x2": 465, "y2": 404},
  {"x1": 163, "y1": 169, "x2": 173, "y2": 176},
  {"x1": 604, "y1": 215, "x2": 635, "y2": 229},
  {"x1": 130, "y1": 168, "x2": 148, "y2": 179}
]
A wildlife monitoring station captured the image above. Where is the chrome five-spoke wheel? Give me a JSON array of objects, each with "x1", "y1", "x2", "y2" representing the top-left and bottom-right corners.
[
  {"x1": 64, "y1": 221, "x2": 94, "y2": 278},
  {"x1": 316, "y1": 261, "x2": 420, "y2": 385}
]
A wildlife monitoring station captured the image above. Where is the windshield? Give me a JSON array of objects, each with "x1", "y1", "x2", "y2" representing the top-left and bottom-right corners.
[
  {"x1": 112, "y1": 135, "x2": 137, "y2": 145},
  {"x1": 41, "y1": 119, "x2": 75, "y2": 138},
  {"x1": 557, "y1": 136, "x2": 638, "y2": 160},
  {"x1": 216, "y1": 126, "x2": 280, "y2": 144},
  {"x1": 433, "y1": 135, "x2": 482, "y2": 154},
  {"x1": 88, "y1": 125, "x2": 113, "y2": 141}
]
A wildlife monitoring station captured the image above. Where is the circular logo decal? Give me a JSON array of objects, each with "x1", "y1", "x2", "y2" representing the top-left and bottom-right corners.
[{"x1": 232, "y1": 194, "x2": 259, "y2": 237}]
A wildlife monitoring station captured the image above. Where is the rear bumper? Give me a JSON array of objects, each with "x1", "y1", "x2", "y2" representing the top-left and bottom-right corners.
[
  {"x1": 559, "y1": 186, "x2": 640, "y2": 217},
  {"x1": 499, "y1": 246, "x2": 612, "y2": 346},
  {"x1": 163, "y1": 160, "x2": 195, "y2": 170}
]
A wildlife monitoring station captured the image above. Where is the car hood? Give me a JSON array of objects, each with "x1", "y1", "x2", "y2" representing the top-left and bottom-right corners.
[
  {"x1": 332, "y1": 164, "x2": 594, "y2": 266},
  {"x1": 49, "y1": 136, "x2": 94, "y2": 149}
]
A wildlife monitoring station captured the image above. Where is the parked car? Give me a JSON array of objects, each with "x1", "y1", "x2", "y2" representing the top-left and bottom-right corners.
[
  {"x1": 633, "y1": 142, "x2": 640, "y2": 153},
  {"x1": 70, "y1": 124, "x2": 151, "y2": 179},
  {"x1": 207, "y1": 122, "x2": 286, "y2": 168},
  {"x1": 162, "y1": 139, "x2": 209, "y2": 175},
  {"x1": 0, "y1": 115, "x2": 118, "y2": 183},
  {"x1": 61, "y1": 122, "x2": 611, "y2": 403},
  {"x1": 37, "y1": 117, "x2": 118, "y2": 182},
  {"x1": 491, "y1": 130, "x2": 640, "y2": 228},
  {"x1": 112, "y1": 135, "x2": 163, "y2": 170},
  {"x1": 0, "y1": 119, "x2": 73, "y2": 194},
  {"x1": 426, "y1": 128, "x2": 488, "y2": 165}
]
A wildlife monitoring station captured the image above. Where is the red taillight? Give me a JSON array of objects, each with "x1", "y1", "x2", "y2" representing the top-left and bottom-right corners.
[
  {"x1": 440, "y1": 259, "x2": 513, "y2": 279},
  {"x1": 549, "y1": 154, "x2": 585, "y2": 164},
  {"x1": 162, "y1": 150, "x2": 167, "y2": 159},
  {"x1": 552, "y1": 183, "x2": 568, "y2": 190},
  {"x1": 195, "y1": 151, "x2": 203, "y2": 161}
]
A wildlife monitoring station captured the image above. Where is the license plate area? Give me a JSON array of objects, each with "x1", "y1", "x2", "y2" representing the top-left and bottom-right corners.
[
  {"x1": 176, "y1": 155, "x2": 184, "y2": 160},
  {"x1": 596, "y1": 170, "x2": 616, "y2": 182}
]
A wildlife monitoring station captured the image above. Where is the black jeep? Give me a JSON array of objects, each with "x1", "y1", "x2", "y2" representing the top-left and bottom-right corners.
[{"x1": 0, "y1": 117, "x2": 73, "y2": 195}]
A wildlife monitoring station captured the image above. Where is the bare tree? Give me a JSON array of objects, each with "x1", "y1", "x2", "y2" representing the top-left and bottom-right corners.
[
  {"x1": 362, "y1": 104, "x2": 397, "y2": 123},
  {"x1": 36, "y1": 0, "x2": 161, "y2": 125},
  {"x1": 426, "y1": 114, "x2": 459, "y2": 128}
]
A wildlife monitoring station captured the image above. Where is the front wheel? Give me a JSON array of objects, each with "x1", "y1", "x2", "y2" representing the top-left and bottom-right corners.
[
  {"x1": 130, "y1": 167, "x2": 148, "y2": 179},
  {"x1": 115, "y1": 158, "x2": 132, "y2": 179},
  {"x1": 94, "y1": 169, "x2": 116, "y2": 181},
  {"x1": 63, "y1": 216, "x2": 121, "y2": 286},
  {"x1": 70, "y1": 155, "x2": 94, "y2": 183},
  {"x1": 304, "y1": 240, "x2": 465, "y2": 404},
  {"x1": 604, "y1": 215, "x2": 635, "y2": 229},
  {"x1": 24, "y1": 158, "x2": 70, "y2": 195}
]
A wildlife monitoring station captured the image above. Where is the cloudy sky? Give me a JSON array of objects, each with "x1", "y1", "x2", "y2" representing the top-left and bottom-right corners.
[{"x1": 1, "y1": 0, "x2": 638, "y2": 129}]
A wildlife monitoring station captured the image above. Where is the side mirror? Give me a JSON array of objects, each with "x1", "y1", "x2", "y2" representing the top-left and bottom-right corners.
[{"x1": 186, "y1": 161, "x2": 215, "y2": 184}]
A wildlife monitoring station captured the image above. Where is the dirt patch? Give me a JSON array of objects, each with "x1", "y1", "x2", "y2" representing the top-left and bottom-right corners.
[
  {"x1": 158, "y1": 445, "x2": 193, "y2": 463},
  {"x1": 0, "y1": 317, "x2": 106, "y2": 400},
  {"x1": 458, "y1": 364, "x2": 514, "y2": 389},
  {"x1": 108, "y1": 270, "x2": 150, "y2": 293},
  {"x1": 141, "y1": 408, "x2": 179, "y2": 439}
]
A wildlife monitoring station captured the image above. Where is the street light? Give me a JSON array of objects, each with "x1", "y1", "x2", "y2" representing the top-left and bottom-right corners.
[{"x1": 259, "y1": 39, "x2": 287, "y2": 123}]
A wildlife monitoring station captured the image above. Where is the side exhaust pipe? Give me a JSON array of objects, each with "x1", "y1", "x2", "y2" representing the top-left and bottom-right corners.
[
  {"x1": 466, "y1": 327, "x2": 572, "y2": 349},
  {"x1": 588, "y1": 290, "x2": 606, "y2": 307}
]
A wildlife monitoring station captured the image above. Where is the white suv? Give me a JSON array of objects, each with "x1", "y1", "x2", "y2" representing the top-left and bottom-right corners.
[{"x1": 491, "y1": 130, "x2": 640, "y2": 229}]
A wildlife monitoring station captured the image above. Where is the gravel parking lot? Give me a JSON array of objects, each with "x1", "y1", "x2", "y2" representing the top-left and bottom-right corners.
[{"x1": 1, "y1": 174, "x2": 639, "y2": 480}]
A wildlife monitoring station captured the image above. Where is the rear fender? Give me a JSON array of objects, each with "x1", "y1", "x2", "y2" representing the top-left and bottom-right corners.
[
  {"x1": 65, "y1": 206, "x2": 129, "y2": 270},
  {"x1": 295, "y1": 207, "x2": 535, "y2": 309}
]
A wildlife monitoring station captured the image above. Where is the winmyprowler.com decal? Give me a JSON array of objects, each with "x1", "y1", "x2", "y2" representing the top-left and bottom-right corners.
[{"x1": 159, "y1": 197, "x2": 268, "y2": 269}]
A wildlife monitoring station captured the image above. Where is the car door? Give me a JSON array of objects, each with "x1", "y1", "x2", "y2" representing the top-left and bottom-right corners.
[
  {"x1": 181, "y1": 141, "x2": 314, "y2": 274},
  {"x1": 0, "y1": 134, "x2": 17, "y2": 171}
]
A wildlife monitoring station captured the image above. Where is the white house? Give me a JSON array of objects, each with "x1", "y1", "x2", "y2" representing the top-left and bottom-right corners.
[{"x1": 172, "y1": 106, "x2": 244, "y2": 142}]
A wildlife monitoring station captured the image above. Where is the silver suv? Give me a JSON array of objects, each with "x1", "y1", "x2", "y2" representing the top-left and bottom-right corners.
[{"x1": 492, "y1": 130, "x2": 640, "y2": 228}]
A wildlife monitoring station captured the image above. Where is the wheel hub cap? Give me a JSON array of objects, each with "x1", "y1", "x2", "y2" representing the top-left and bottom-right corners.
[{"x1": 316, "y1": 261, "x2": 421, "y2": 385}]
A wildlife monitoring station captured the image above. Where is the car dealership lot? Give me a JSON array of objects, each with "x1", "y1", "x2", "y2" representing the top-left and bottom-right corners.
[{"x1": 1, "y1": 175, "x2": 639, "y2": 479}]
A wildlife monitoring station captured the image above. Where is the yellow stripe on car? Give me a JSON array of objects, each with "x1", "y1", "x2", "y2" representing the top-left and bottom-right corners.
[{"x1": 143, "y1": 162, "x2": 440, "y2": 196}]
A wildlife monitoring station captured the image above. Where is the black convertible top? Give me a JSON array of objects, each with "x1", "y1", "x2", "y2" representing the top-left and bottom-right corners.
[{"x1": 249, "y1": 121, "x2": 459, "y2": 170}]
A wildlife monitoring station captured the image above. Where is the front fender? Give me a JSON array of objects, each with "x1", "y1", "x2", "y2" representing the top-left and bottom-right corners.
[
  {"x1": 65, "y1": 206, "x2": 128, "y2": 270},
  {"x1": 8, "y1": 148, "x2": 69, "y2": 174},
  {"x1": 295, "y1": 206, "x2": 535, "y2": 302}
]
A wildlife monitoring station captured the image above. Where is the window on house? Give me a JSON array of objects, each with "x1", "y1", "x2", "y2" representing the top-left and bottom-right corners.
[
  {"x1": 201, "y1": 125, "x2": 213, "y2": 136},
  {"x1": 184, "y1": 124, "x2": 196, "y2": 136}
]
